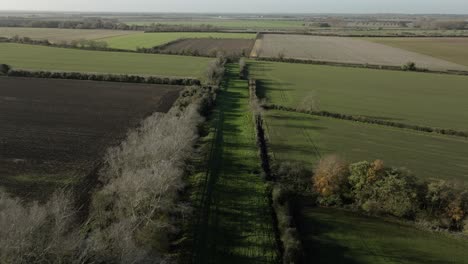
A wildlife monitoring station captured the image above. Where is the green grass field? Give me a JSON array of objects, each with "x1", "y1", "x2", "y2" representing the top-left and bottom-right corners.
[
  {"x1": 103, "y1": 32, "x2": 256, "y2": 50},
  {"x1": 251, "y1": 61, "x2": 468, "y2": 131},
  {"x1": 0, "y1": 43, "x2": 211, "y2": 78},
  {"x1": 264, "y1": 110, "x2": 468, "y2": 184},
  {"x1": 368, "y1": 37, "x2": 468, "y2": 67},
  {"x1": 190, "y1": 65, "x2": 278, "y2": 263},
  {"x1": 301, "y1": 207, "x2": 468, "y2": 264}
]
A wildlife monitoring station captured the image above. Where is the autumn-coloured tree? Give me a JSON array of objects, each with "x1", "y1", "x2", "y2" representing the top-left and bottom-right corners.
[{"x1": 312, "y1": 155, "x2": 349, "y2": 205}]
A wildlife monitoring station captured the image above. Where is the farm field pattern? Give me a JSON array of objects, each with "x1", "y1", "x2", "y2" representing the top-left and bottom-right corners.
[
  {"x1": 0, "y1": 27, "x2": 141, "y2": 42},
  {"x1": 251, "y1": 34, "x2": 468, "y2": 71},
  {"x1": 0, "y1": 43, "x2": 211, "y2": 78},
  {"x1": 158, "y1": 38, "x2": 254, "y2": 56},
  {"x1": 0, "y1": 77, "x2": 183, "y2": 200},
  {"x1": 102, "y1": 32, "x2": 256, "y2": 50},
  {"x1": 251, "y1": 61, "x2": 468, "y2": 131}
]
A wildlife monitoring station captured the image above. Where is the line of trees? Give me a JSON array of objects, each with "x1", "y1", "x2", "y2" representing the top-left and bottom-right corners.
[
  {"x1": 249, "y1": 77, "x2": 305, "y2": 264},
  {"x1": 313, "y1": 156, "x2": 468, "y2": 233},
  {"x1": 6, "y1": 68, "x2": 201, "y2": 86},
  {"x1": 264, "y1": 104, "x2": 468, "y2": 138},
  {"x1": 0, "y1": 18, "x2": 138, "y2": 30}
]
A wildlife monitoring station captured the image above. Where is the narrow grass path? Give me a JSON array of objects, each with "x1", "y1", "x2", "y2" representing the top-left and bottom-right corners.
[{"x1": 191, "y1": 64, "x2": 279, "y2": 263}]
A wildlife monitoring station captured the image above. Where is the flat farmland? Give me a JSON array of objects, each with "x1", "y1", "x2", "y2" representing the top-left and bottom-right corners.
[
  {"x1": 0, "y1": 43, "x2": 211, "y2": 78},
  {"x1": 102, "y1": 32, "x2": 256, "y2": 50},
  {"x1": 251, "y1": 61, "x2": 468, "y2": 131},
  {"x1": 264, "y1": 110, "x2": 468, "y2": 184},
  {"x1": 251, "y1": 34, "x2": 468, "y2": 71},
  {"x1": 367, "y1": 37, "x2": 468, "y2": 67},
  {"x1": 0, "y1": 27, "x2": 141, "y2": 42},
  {"x1": 0, "y1": 77, "x2": 183, "y2": 200},
  {"x1": 300, "y1": 207, "x2": 468, "y2": 264},
  {"x1": 121, "y1": 19, "x2": 306, "y2": 29},
  {"x1": 158, "y1": 38, "x2": 254, "y2": 57}
]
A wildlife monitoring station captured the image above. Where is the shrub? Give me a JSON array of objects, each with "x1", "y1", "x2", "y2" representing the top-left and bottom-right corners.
[
  {"x1": 312, "y1": 155, "x2": 349, "y2": 205},
  {"x1": 402, "y1": 61, "x2": 417, "y2": 71},
  {"x1": 0, "y1": 64, "x2": 10, "y2": 75}
]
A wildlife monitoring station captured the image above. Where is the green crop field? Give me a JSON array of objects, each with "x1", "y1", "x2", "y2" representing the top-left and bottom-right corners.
[
  {"x1": 251, "y1": 61, "x2": 468, "y2": 131},
  {"x1": 0, "y1": 43, "x2": 211, "y2": 78},
  {"x1": 301, "y1": 207, "x2": 468, "y2": 264},
  {"x1": 190, "y1": 65, "x2": 278, "y2": 263},
  {"x1": 103, "y1": 32, "x2": 256, "y2": 50},
  {"x1": 264, "y1": 110, "x2": 468, "y2": 183},
  {"x1": 367, "y1": 37, "x2": 468, "y2": 67}
]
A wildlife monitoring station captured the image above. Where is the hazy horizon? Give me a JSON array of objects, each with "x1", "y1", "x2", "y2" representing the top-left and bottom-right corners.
[{"x1": 1, "y1": 0, "x2": 468, "y2": 15}]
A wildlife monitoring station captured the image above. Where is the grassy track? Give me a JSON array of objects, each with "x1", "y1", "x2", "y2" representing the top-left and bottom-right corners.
[
  {"x1": 103, "y1": 32, "x2": 256, "y2": 50},
  {"x1": 264, "y1": 109, "x2": 468, "y2": 183},
  {"x1": 251, "y1": 61, "x2": 468, "y2": 130},
  {"x1": 301, "y1": 207, "x2": 468, "y2": 264},
  {"x1": 0, "y1": 43, "x2": 211, "y2": 78},
  {"x1": 0, "y1": 27, "x2": 140, "y2": 42},
  {"x1": 367, "y1": 37, "x2": 468, "y2": 66},
  {"x1": 190, "y1": 65, "x2": 278, "y2": 263}
]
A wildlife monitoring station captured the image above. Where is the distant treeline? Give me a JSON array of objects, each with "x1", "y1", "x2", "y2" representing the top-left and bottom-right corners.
[
  {"x1": 264, "y1": 104, "x2": 468, "y2": 138},
  {"x1": 5, "y1": 68, "x2": 201, "y2": 86}
]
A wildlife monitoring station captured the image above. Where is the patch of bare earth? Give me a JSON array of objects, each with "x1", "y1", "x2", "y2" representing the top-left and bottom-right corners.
[
  {"x1": 252, "y1": 34, "x2": 468, "y2": 71},
  {"x1": 159, "y1": 38, "x2": 255, "y2": 57},
  {"x1": 0, "y1": 77, "x2": 183, "y2": 200}
]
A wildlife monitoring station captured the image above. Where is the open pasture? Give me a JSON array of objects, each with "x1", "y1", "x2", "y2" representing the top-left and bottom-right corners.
[
  {"x1": 0, "y1": 77, "x2": 183, "y2": 200},
  {"x1": 367, "y1": 37, "x2": 468, "y2": 67},
  {"x1": 251, "y1": 34, "x2": 468, "y2": 71},
  {"x1": 0, "y1": 43, "x2": 211, "y2": 78},
  {"x1": 158, "y1": 38, "x2": 254, "y2": 57},
  {"x1": 0, "y1": 27, "x2": 140, "y2": 42},
  {"x1": 251, "y1": 61, "x2": 468, "y2": 131},
  {"x1": 300, "y1": 207, "x2": 468, "y2": 264},
  {"x1": 102, "y1": 32, "x2": 256, "y2": 50},
  {"x1": 264, "y1": 110, "x2": 468, "y2": 184}
]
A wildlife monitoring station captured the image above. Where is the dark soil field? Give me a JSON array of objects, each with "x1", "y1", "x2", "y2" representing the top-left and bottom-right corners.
[
  {"x1": 159, "y1": 38, "x2": 255, "y2": 57},
  {"x1": 0, "y1": 77, "x2": 183, "y2": 200}
]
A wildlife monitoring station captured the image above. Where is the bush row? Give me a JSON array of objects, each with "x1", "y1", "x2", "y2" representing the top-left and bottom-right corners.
[
  {"x1": 265, "y1": 104, "x2": 468, "y2": 138},
  {"x1": 313, "y1": 156, "x2": 468, "y2": 232},
  {"x1": 249, "y1": 78, "x2": 305, "y2": 263},
  {"x1": 255, "y1": 57, "x2": 468, "y2": 76},
  {"x1": 7, "y1": 69, "x2": 201, "y2": 86}
]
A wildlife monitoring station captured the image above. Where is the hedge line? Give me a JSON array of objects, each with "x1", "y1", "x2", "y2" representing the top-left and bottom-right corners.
[
  {"x1": 255, "y1": 57, "x2": 468, "y2": 76},
  {"x1": 6, "y1": 69, "x2": 201, "y2": 86},
  {"x1": 265, "y1": 104, "x2": 468, "y2": 138},
  {"x1": 249, "y1": 79, "x2": 304, "y2": 263}
]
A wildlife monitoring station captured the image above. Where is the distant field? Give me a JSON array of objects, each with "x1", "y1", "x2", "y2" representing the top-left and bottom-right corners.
[
  {"x1": 301, "y1": 207, "x2": 468, "y2": 264},
  {"x1": 0, "y1": 77, "x2": 182, "y2": 200},
  {"x1": 102, "y1": 32, "x2": 256, "y2": 50},
  {"x1": 264, "y1": 110, "x2": 468, "y2": 183},
  {"x1": 251, "y1": 61, "x2": 468, "y2": 131},
  {"x1": 121, "y1": 19, "x2": 305, "y2": 29},
  {"x1": 251, "y1": 34, "x2": 468, "y2": 71},
  {"x1": 367, "y1": 37, "x2": 468, "y2": 67},
  {"x1": 158, "y1": 38, "x2": 254, "y2": 57},
  {"x1": 0, "y1": 27, "x2": 140, "y2": 42},
  {"x1": 0, "y1": 43, "x2": 211, "y2": 78}
]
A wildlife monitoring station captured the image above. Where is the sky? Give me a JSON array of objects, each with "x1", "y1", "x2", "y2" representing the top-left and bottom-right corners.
[{"x1": 1, "y1": 0, "x2": 468, "y2": 14}]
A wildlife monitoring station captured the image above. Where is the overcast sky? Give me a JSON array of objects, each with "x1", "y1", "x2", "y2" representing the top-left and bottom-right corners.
[{"x1": 1, "y1": 0, "x2": 468, "y2": 14}]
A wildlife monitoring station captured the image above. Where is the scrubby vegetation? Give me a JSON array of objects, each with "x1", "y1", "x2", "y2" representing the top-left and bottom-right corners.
[
  {"x1": 312, "y1": 155, "x2": 468, "y2": 232},
  {"x1": 205, "y1": 53, "x2": 227, "y2": 85}
]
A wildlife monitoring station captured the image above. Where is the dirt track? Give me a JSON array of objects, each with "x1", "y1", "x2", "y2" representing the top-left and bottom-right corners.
[
  {"x1": 0, "y1": 77, "x2": 182, "y2": 199},
  {"x1": 251, "y1": 34, "x2": 468, "y2": 71},
  {"x1": 160, "y1": 38, "x2": 254, "y2": 57}
]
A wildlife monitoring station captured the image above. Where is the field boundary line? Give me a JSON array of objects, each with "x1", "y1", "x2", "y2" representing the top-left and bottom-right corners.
[{"x1": 265, "y1": 104, "x2": 468, "y2": 139}]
